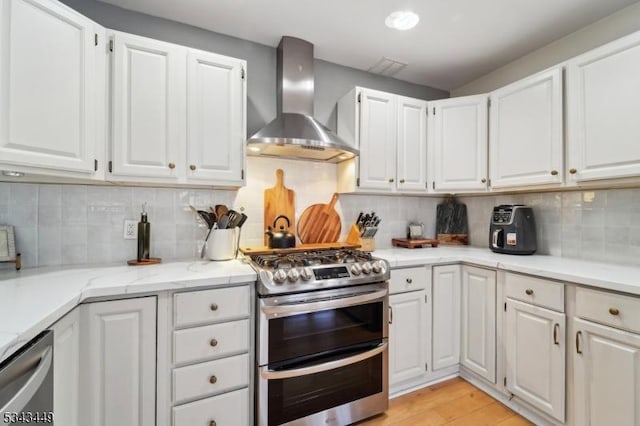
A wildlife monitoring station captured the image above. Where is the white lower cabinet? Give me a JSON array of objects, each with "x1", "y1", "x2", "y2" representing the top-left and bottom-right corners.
[
  {"x1": 50, "y1": 307, "x2": 80, "y2": 426},
  {"x1": 432, "y1": 265, "x2": 460, "y2": 370},
  {"x1": 505, "y1": 298, "x2": 566, "y2": 422},
  {"x1": 388, "y1": 267, "x2": 430, "y2": 392},
  {"x1": 79, "y1": 296, "x2": 157, "y2": 426},
  {"x1": 173, "y1": 388, "x2": 249, "y2": 426},
  {"x1": 460, "y1": 265, "x2": 496, "y2": 383}
]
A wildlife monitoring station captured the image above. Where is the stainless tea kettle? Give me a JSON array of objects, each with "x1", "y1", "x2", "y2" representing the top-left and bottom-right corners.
[{"x1": 265, "y1": 215, "x2": 296, "y2": 249}]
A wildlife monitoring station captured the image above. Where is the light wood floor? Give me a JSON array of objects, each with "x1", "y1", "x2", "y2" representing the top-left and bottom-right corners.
[{"x1": 357, "y1": 378, "x2": 533, "y2": 426}]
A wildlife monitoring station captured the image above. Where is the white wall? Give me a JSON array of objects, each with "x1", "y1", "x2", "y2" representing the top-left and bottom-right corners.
[{"x1": 452, "y1": 1, "x2": 640, "y2": 96}]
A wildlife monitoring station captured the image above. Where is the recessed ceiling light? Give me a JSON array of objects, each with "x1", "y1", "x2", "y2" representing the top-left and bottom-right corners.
[
  {"x1": 385, "y1": 11, "x2": 420, "y2": 31},
  {"x1": 2, "y1": 170, "x2": 24, "y2": 177}
]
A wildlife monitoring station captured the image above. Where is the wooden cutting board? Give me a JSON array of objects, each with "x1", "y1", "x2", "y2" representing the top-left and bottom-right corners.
[
  {"x1": 264, "y1": 169, "x2": 295, "y2": 245},
  {"x1": 297, "y1": 193, "x2": 341, "y2": 244}
]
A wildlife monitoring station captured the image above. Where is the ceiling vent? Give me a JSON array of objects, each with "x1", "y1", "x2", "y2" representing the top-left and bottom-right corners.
[{"x1": 368, "y1": 57, "x2": 408, "y2": 77}]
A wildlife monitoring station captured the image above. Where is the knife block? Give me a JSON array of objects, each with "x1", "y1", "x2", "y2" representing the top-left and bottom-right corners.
[{"x1": 345, "y1": 224, "x2": 376, "y2": 252}]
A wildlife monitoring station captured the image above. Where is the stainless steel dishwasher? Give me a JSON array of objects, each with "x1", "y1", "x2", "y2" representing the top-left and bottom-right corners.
[{"x1": 0, "y1": 331, "x2": 53, "y2": 425}]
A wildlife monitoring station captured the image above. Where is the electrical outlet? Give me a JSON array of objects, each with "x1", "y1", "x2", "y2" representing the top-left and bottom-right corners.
[{"x1": 124, "y1": 220, "x2": 137, "y2": 239}]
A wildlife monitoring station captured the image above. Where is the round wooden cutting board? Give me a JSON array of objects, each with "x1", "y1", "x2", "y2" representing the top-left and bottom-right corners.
[{"x1": 297, "y1": 193, "x2": 342, "y2": 244}]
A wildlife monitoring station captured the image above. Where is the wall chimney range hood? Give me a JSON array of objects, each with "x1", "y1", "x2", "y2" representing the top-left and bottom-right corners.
[{"x1": 247, "y1": 36, "x2": 358, "y2": 163}]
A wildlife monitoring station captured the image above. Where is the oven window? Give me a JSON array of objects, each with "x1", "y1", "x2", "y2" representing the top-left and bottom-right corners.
[
  {"x1": 268, "y1": 301, "x2": 383, "y2": 365},
  {"x1": 268, "y1": 352, "x2": 383, "y2": 426}
]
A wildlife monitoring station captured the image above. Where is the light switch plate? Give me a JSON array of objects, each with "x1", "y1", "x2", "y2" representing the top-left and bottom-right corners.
[{"x1": 124, "y1": 220, "x2": 137, "y2": 239}]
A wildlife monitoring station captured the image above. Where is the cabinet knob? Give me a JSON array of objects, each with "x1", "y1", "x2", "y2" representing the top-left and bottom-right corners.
[
  {"x1": 550, "y1": 170, "x2": 558, "y2": 176},
  {"x1": 609, "y1": 307, "x2": 620, "y2": 316},
  {"x1": 399, "y1": 179, "x2": 405, "y2": 184},
  {"x1": 481, "y1": 178, "x2": 487, "y2": 183},
  {"x1": 525, "y1": 288, "x2": 534, "y2": 296},
  {"x1": 569, "y1": 168, "x2": 577, "y2": 174},
  {"x1": 190, "y1": 164, "x2": 196, "y2": 171},
  {"x1": 210, "y1": 303, "x2": 219, "y2": 311},
  {"x1": 389, "y1": 178, "x2": 395, "y2": 183},
  {"x1": 210, "y1": 338, "x2": 218, "y2": 347},
  {"x1": 209, "y1": 375, "x2": 218, "y2": 384},
  {"x1": 168, "y1": 162, "x2": 176, "y2": 170},
  {"x1": 406, "y1": 278, "x2": 413, "y2": 284},
  {"x1": 210, "y1": 421, "x2": 217, "y2": 426}
]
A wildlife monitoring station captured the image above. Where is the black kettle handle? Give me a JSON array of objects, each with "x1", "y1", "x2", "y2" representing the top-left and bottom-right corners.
[{"x1": 273, "y1": 215, "x2": 290, "y2": 229}]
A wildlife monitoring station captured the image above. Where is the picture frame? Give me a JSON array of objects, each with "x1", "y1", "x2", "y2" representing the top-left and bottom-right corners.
[{"x1": 0, "y1": 225, "x2": 21, "y2": 270}]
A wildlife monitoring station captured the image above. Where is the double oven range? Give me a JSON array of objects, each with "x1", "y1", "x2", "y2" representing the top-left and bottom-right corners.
[{"x1": 249, "y1": 249, "x2": 390, "y2": 426}]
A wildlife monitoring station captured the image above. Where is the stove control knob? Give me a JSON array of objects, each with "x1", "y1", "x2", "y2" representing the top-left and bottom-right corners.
[
  {"x1": 300, "y1": 267, "x2": 313, "y2": 281},
  {"x1": 361, "y1": 262, "x2": 372, "y2": 275},
  {"x1": 287, "y1": 268, "x2": 300, "y2": 282},
  {"x1": 372, "y1": 260, "x2": 383, "y2": 274},
  {"x1": 273, "y1": 269, "x2": 287, "y2": 284},
  {"x1": 350, "y1": 263, "x2": 362, "y2": 275}
]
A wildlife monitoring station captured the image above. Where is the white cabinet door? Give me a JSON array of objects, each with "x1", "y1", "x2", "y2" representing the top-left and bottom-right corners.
[
  {"x1": 111, "y1": 31, "x2": 185, "y2": 179},
  {"x1": 389, "y1": 290, "x2": 429, "y2": 386},
  {"x1": 505, "y1": 298, "x2": 565, "y2": 422},
  {"x1": 432, "y1": 265, "x2": 461, "y2": 370},
  {"x1": 0, "y1": 0, "x2": 99, "y2": 174},
  {"x1": 489, "y1": 67, "x2": 563, "y2": 188},
  {"x1": 430, "y1": 95, "x2": 488, "y2": 192},
  {"x1": 574, "y1": 318, "x2": 640, "y2": 426},
  {"x1": 567, "y1": 32, "x2": 640, "y2": 182},
  {"x1": 80, "y1": 297, "x2": 157, "y2": 426},
  {"x1": 358, "y1": 88, "x2": 397, "y2": 190},
  {"x1": 50, "y1": 307, "x2": 80, "y2": 426},
  {"x1": 460, "y1": 266, "x2": 496, "y2": 383},
  {"x1": 396, "y1": 96, "x2": 427, "y2": 192},
  {"x1": 186, "y1": 48, "x2": 245, "y2": 185}
]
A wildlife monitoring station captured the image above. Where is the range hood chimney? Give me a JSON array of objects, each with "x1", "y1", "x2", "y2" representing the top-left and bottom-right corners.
[{"x1": 247, "y1": 36, "x2": 358, "y2": 163}]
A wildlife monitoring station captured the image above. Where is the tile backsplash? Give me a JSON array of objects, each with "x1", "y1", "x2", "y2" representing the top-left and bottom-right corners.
[{"x1": 1, "y1": 163, "x2": 640, "y2": 268}]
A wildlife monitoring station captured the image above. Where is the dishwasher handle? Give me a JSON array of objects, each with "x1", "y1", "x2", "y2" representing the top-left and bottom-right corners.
[{"x1": 0, "y1": 346, "x2": 52, "y2": 415}]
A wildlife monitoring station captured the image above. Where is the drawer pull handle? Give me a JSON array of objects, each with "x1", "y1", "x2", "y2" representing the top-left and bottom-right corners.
[
  {"x1": 569, "y1": 168, "x2": 577, "y2": 174},
  {"x1": 210, "y1": 303, "x2": 219, "y2": 311},
  {"x1": 189, "y1": 164, "x2": 196, "y2": 171},
  {"x1": 399, "y1": 179, "x2": 405, "y2": 184},
  {"x1": 209, "y1": 375, "x2": 217, "y2": 384},
  {"x1": 210, "y1": 421, "x2": 217, "y2": 426},
  {"x1": 576, "y1": 331, "x2": 582, "y2": 354},
  {"x1": 609, "y1": 307, "x2": 620, "y2": 316},
  {"x1": 481, "y1": 178, "x2": 487, "y2": 183},
  {"x1": 553, "y1": 323, "x2": 560, "y2": 345},
  {"x1": 406, "y1": 278, "x2": 413, "y2": 284},
  {"x1": 550, "y1": 170, "x2": 558, "y2": 176},
  {"x1": 168, "y1": 162, "x2": 176, "y2": 170},
  {"x1": 525, "y1": 289, "x2": 534, "y2": 296},
  {"x1": 210, "y1": 338, "x2": 218, "y2": 347},
  {"x1": 389, "y1": 178, "x2": 395, "y2": 183},
  {"x1": 389, "y1": 306, "x2": 393, "y2": 324}
]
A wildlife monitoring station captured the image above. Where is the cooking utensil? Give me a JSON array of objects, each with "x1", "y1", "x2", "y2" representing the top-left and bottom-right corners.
[
  {"x1": 297, "y1": 193, "x2": 341, "y2": 244},
  {"x1": 218, "y1": 215, "x2": 230, "y2": 230},
  {"x1": 264, "y1": 169, "x2": 296, "y2": 246},
  {"x1": 265, "y1": 215, "x2": 296, "y2": 249},
  {"x1": 215, "y1": 205, "x2": 229, "y2": 221},
  {"x1": 200, "y1": 223, "x2": 218, "y2": 259},
  {"x1": 190, "y1": 205, "x2": 209, "y2": 227}
]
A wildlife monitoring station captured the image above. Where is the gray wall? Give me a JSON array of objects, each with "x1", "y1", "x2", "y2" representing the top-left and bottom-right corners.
[{"x1": 61, "y1": 0, "x2": 448, "y2": 135}]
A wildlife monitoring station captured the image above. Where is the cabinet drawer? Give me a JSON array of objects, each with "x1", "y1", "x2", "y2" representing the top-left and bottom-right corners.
[
  {"x1": 174, "y1": 285, "x2": 250, "y2": 327},
  {"x1": 173, "y1": 353, "x2": 249, "y2": 403},
  {"x1": 576, "y1": 287, "x2": 640, "y2": 334},
  {"x1": 174, "y1": 319, "x2": 249, "y2": 364},
  {"x1": 390, "y1": 267, "x2": 428, "y2": 294},
  {"x1": 173, "y1": 387, "x2": 248, "y2": 426},
  {"x1": 505, "y1": 273, "x2": 564, "y2": 312}
]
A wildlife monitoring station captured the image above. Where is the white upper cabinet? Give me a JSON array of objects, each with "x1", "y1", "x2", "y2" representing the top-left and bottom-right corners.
[
  {"x1": 396, "y1": 96, "x2": 428, "y2": 192},
  {"x1": 358, "y1": 88, "x2": 397, "y2": 190},
  {"x1": 337, "y1": 87, "x2": 427, "y2": 194},
  {"x1": 110, "y1": 30, "x2": 246, "y2": 186},
  {"x1": 567, "y1": 31, "x2": 640, "y2": 182},
  {"x1": 186, "y1": 49, "x2": 245, "y2": 185},
  {"x1": 0, "y1": 0, "x2": 104, "y2": 177},
  {"x1": 429, "y1": 95, "x2": 488, "y2": 192},
  {"x1": 489, "y1": 67, "x2": 563, "y2": 189},
  {"x1": 111, "y1": 31, "x2": 185, "y2": 180}
]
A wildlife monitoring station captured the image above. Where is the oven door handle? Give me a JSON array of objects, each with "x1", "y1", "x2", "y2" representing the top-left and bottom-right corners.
[
  {"x1": 260, "y1": 342, "x2": 387, "y2": 380},
  {"x1": 261, "y1": 288, "x2": 387, "y2": 317}
]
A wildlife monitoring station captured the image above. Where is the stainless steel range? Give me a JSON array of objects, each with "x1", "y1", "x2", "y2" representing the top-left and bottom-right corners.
[{"x1": 249, "y1": 249, "x2": 390, "y2": 426}]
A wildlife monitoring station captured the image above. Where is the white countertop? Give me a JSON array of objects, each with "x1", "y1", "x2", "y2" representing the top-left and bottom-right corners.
[
  {"x1": 1, "y1": 248, "x2": 639, "y2": 363},
  {"x1": 0, "y1": 259, "x2": 256, "y2": 363}
]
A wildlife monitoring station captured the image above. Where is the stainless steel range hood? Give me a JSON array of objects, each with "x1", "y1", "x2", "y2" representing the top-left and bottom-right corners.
[{"x1": 247, "y1": 36, "x2": 358, "y2": 163}]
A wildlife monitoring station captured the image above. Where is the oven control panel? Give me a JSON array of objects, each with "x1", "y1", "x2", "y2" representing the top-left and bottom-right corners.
[{"x1": 313, "y1": 266, "x2": 350, "y2": 280}]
